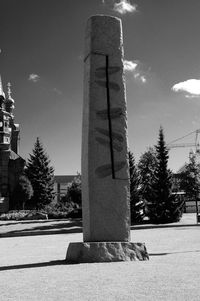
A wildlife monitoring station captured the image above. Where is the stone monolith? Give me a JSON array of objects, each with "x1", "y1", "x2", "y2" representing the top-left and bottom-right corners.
[{"x1": 66, "y1": 15, "x2": 148, "y2": 263}]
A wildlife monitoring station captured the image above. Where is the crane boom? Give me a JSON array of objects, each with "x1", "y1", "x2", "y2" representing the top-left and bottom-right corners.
[
  {"x1": 168, "y1": 143, "x2": 196, "y2": 149},
  {"x1": 167, "y1": 129, "x2": 200, "y2": 152}
]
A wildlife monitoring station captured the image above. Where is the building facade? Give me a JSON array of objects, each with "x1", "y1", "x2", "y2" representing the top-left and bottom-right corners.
[
  {"x1": 0, "y1": 77, "x2": 25, "y2": 212},
  {"x1": 54, "y1": 175, "x2": 76, "y2": 202}
]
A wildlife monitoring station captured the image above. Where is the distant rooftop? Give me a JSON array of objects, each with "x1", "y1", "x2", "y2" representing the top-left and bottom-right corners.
[{"x1": 54, "y1": 175, "x2": 77, "y2": 184}]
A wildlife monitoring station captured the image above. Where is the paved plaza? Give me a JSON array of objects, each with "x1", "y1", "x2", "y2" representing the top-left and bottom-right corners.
[{"x1": 0, "y1": 214, "x2": 200, "y2": 300}]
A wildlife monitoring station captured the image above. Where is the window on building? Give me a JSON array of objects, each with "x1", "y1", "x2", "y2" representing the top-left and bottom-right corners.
[{"x1": 4, "y1": 137, "x2": 10, "y2": 144}]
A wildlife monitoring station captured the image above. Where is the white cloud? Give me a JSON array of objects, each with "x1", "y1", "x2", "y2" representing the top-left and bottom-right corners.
[
  {"x1": 185, "y1": 94, "x2": 200, "y2": 99},
  {"x1": 134, "y1": 73, "x2": 146, "y2": 83},
  {"x1": 113, "y1": 0, "x2": 137, "y2": 14},
  {"x1": 28, "y1": 73, "x2": 40, "y2": 83},
  {"x1": 123, "y1": 60, "x2": 137, "y2": 72},
  {"x1": 124, "y1": 59, "x2": 147, "y2": 83},
  {"x1": 140, "y1": 76, "x2": 147, "y2": 83},
  {"x1": 172, "y1": 79, "x2": 200, "y2": 98}
]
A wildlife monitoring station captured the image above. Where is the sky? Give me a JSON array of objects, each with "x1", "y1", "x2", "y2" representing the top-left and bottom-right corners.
[{"x1": 1, "y1": 0, "x2": 200, "y2": 175}]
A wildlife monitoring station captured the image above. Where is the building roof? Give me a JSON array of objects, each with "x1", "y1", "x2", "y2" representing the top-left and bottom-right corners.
[
  {"x1": 54, "y1": 175, "x2": 77, "y2": 184},
  {"x1": 9, "y1": 150, "x2": 25, "y2": 162}
]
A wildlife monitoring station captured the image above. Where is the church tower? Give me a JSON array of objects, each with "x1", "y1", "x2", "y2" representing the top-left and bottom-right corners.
[
  {"x1": 6, "y1": 82, "x2": 20, "y2": 154},
  {"x1": 0, "y1": 76, "x2": 11, "y2": 211},
  {"x1": 0, "y1": 76, "x2": 25, "y2": 212}
]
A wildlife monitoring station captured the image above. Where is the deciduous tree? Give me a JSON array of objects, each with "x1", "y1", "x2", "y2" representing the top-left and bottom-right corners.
[
  {"x1": 12, "y1": 175, "x2": 33, "y2": 210},
  {"x1": 61, "y1": 174, "x2": 82, "y2": 208},
  {"x1": 138, "y1": 147, "x2": 157, "y2": 208},
  {"x1": 179, "y1": 153, "x2": 200, "y2": 199}
]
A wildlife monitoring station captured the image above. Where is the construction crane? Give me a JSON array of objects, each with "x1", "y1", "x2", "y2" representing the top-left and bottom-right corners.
[{"x1": 167, "y1": 129, "x2": 200, "y2": 154}]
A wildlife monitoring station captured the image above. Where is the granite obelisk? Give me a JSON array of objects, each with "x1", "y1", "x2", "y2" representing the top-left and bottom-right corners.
[
  {"x1": 66, "y1": 15, "x2": 148, "y2": 263},
  {"x1": 82, "y1": 15, "x2": 130, "y2": 242}
]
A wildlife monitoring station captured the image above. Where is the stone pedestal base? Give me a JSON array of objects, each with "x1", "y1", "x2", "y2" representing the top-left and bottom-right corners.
[{"x1": 66, "y1": 242, "x2": 149, "y2": 263}]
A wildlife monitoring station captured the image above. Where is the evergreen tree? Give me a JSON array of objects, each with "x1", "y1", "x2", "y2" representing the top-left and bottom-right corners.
[
  {"x1": 11, "y1": 175, "x2": 33, "y2": 210},
  {"x1": 129, "y1": 151, "x2": 144, "y2": 223},
  {"x1": 147, "y1": 127, "x2": 184, "y2": 223},
  {"x1": 26, "y1": 137, "x2": 55, "y2": 209},
  {"x1": 138, "y1": 147, "x2": 157, "y2": 208}
]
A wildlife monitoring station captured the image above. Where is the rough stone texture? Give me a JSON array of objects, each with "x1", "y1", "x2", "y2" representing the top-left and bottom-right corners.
[
  {"x1": 65, "y1": 15, "x2": 149, "y2": 263},
  {"x1": 82, "y1": 15, "x2": 130, "y2": 243},
  {"x1": 66, "y1": 242, "x2": 149, "y2": 263}
]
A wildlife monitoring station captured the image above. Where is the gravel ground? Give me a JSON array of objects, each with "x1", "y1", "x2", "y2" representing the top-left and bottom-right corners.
[{"x1": 0, "y1": 215, "x2": 200, "y2": 300}]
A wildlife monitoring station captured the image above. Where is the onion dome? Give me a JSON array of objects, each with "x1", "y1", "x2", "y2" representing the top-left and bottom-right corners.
[{"x1": 5, "y1": 82, "x2": 15, "y2": 114}]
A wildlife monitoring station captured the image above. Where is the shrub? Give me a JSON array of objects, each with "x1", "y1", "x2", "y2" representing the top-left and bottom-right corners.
[
  {"x1": 0, "y1": 210, "x2": 31, "y2": 220},
  {"x1": 44, "y1": 202, "x2": 74, "y2": 219}
]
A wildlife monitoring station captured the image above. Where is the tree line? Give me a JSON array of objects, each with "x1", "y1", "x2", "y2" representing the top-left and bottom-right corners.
[
  {"x1": 12, "y1": 127, "x2": 200, "y2": 223},
  {"x1": 129, "y1": 126, "x2": 200, "y2": 224}
]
